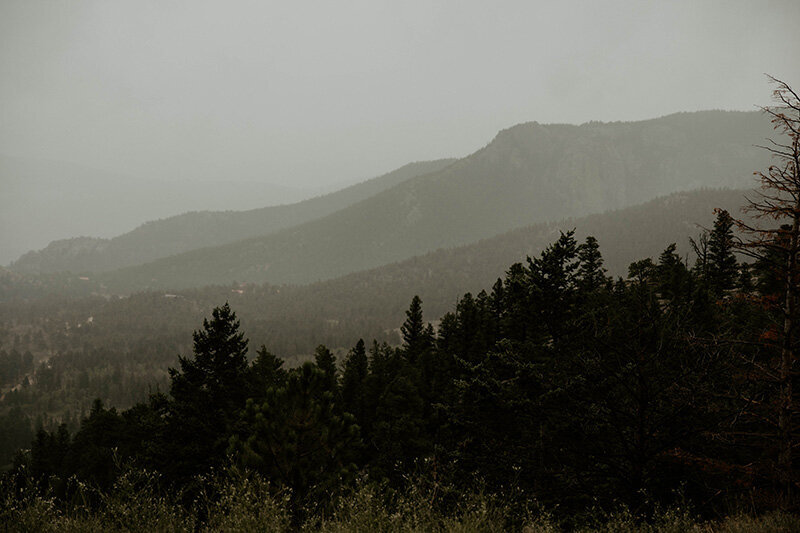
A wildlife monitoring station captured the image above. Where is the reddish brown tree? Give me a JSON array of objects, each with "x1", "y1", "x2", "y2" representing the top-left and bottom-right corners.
[{"x1": 735, "y1": 76, "x2": 800, "y2": 498}]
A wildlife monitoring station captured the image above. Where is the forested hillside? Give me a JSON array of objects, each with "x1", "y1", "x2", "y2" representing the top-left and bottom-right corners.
[
  {"x1": 0, "y1": 187, "x2": 754, "y2": 469},
  {"x1": 4, "y1": 209, "x2": 798, "y2": 529},
  {"x1": 97, "y1": 111, "x2": 772, "y2": 291},
  {"x1": 10, "y1": 159, "x2": 455, "y2": 273}
]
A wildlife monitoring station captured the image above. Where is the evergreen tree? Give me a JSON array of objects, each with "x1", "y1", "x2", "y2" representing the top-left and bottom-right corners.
[
  {"x1": 341, "y1": 339, "x2": 369, "y2": 429},
  {"x1": 165, "y1": 303, "x2": 251, "y2": 481},
  {"x1": 66, "y1": 399, "x2": 126, "y2": 490},
  {"x1": 731, "y1": 78, "x2": 800, "y2": 497},
  {"x1": 313, "y1": 344, "x2": 339, "y2": 402},
  {"x1": 400, "y1": 295, "x2": 432, "y2": 361},
  {"x1": 707, "y1": 209, "x2": 738, "y2": 295},
  {"x1": 231, "y1": 362, "x2": 360, "y2": 506},
  {"x1": 527, "y1": 230, "x2": 581, "y2": 345},
  {"x1": 656, "y1": 243, "x2": 692, "y2": 304},
  {"x1": 577, "y1": 235, "x2": 608, "y2": 292},
  {"x1": 248, "y1": 345, "x2": 287, "y2": 402},
  {"x1": 690, "y1": 231, "x2": 711, "y2": 282}
]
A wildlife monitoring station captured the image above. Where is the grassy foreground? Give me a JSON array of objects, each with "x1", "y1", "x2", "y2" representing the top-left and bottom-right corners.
[{"x1": 2, "y1": 468, "x2": 798, "y2": 533}]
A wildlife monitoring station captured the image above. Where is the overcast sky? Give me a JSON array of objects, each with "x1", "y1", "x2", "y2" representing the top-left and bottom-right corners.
[{"x1": 1, "y1": 0, "x2": 798, "y2": 188}]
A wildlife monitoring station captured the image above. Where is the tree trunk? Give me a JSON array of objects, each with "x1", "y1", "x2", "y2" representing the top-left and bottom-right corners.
[{"x1": 779, "y1": 196, "x2": 800, "y2": 498}]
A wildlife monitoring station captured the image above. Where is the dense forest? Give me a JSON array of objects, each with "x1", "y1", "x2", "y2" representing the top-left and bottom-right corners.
[
  {"x1": 0, "y1": 188, "x2": 753, "y2": 472},
  {"x1": 2, "y1": 203, "x2": 799, "y2": 529},
  {"x1": 4, "y1": 0, "x2": 798, "y2": 529},
  {"x1": 3, "y1": 86, "x2": 800, "y2": 526}
]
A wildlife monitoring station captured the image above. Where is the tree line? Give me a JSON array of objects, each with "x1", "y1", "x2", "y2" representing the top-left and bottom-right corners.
[
  {"x1": 8, "y1": 208, "x2": 796, "y2": 520},
  {"x1": 3, "y1": 79, "x2": 799, "y2": 528}
]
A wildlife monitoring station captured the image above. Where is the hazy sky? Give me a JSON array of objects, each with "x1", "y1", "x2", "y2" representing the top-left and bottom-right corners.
[{"x1": 1, "y1": 0, "x2": 798, "y2": 188}]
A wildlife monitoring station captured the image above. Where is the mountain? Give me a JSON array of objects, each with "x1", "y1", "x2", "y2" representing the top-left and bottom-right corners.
[
  {"x1": 224, "y1": 187, "x2": 755, "y2": 353},
  {"x1": 0, "y1": 155, "x2": 311, "y2": 266},
  {"x1": 98, "y1": 111, "x2": 772, "y2": 291},
  {"x1": 9, "y1": 159, "x2": 456, "y2": 273},
  {"x1": 0, "y1": 188, "x2": 754, "y2": 359}
]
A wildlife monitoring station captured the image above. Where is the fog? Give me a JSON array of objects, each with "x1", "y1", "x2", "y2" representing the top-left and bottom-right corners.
[
  {"x1": 2, "y1": 0, "x2": 798, "y2": 189},
  {"x1": 2, "y1": 1, "x2": 799, "y2": 264}
]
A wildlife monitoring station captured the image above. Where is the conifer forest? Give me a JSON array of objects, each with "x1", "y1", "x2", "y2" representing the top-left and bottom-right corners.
[{"x1": 2, "y1": 3, "x2": 800, "y2": 530}]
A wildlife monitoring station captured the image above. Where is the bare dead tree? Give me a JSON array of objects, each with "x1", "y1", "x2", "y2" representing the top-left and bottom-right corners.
[{"x1": 734, "y1": 76, "x2": 800, "y2": 498}]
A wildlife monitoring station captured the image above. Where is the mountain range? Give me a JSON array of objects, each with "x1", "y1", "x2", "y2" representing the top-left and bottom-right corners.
[
  {"x1": 7, "y1": 110, "x2": 774, "y2": 298},
  {"x1": 9, "y1": 159, "x2": 454, "y2": 273},
  {"x1": 0, "y1": 155, "x2": 314, "y2": 266},
  {"x1": 0, "y1": 187, "x2": 755, "y2": 358},
  {"x1": 92, "y1": 110, "x2": 772, "y2": 291}
]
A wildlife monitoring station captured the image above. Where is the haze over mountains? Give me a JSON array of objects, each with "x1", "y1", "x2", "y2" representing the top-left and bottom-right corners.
[
  {"x1": 0, "y1": 155, "x2": 313, "y2": 266},
  {"x1": 1, "y1": 187, "x2": 753, "y2": 358},
  {"x1": 83, "y1": 110, "x2": 771, "y2": 291},
  {"x1": 7, "y1": 110, "x2": 772, "y2": 296},
  {"x1": 9, "y1": 159, "x2": 454, "y2": 273}
]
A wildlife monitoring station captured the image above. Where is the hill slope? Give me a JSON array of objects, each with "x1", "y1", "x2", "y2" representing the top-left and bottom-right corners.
[
  {"x1": 229, "y1": 187, "x2": 753, "y2": 350},
  {"x1": 101, "y1": 111, "x2": 772, "y2": 291},
  {"x1": 0, "y1": 155, "x2": 311, "y2": 266},
  {"x1": 0, "y1": 188, "x2": 753, "y2": 359},
  {"x1": 11, "y1": 159, "x2": 454, "y2": 272},
  {"x1": 10, "y1": 160, "x2": 456, "y2": 273}
]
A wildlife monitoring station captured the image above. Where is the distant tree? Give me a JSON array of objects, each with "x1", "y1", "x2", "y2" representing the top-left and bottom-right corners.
[
  {"x1": 247, "y1": 345, "x2": 287, "y2": 402},
  {"x1": 577, "y1": 235, "x2": 608, "y2": 292},
  {"x1": 400, "y1": 295, "x2": 432, "y2": 361},
  {"x1": 313, "y1": 344, "x2": 338, "y2": 394},
  {"x1": 341, "y1": 339, "x2": 369, "y2": 428},
  {"x1": 708, "y1": 209, "x2": 738, "y2": 295},
  {"x1": 656, "y1": 243, "x2": 692, "y2": 305}
]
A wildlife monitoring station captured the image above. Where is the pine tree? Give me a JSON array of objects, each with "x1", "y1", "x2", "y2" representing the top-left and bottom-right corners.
[
  {"x1": 230, "y1": 362, "x2": 360, "y2": 505},
  {"x1": 707, "y1": 209, "x2": 738, "y2": 296},
  {"x1": 170, "y1": 302, "x2": 249, "y2": 411},
  {"x1": 527, "y1": 230, "x2": 581, "y2": 344},
  {"x1": 248, "y1": 345, "x2": 287, "y2": 402},
  {"x1": 341, "y1": 339, "x2": 369, "y2": 428},
  {"x1": 656, "y1": 243, "x2": 692, "y2": 305},
  {"x1": 400, "y1": 295, "x2": 432, "y2": 361},
  {"x1": 165, "y1": 303, "x2": 251, "y2": 481},
  {"x1": 577, "y1": 235, "x2": 608, "y2": 292},
  {"x1": 314, "y1": 344, "x2": 338, "y2": 394}
]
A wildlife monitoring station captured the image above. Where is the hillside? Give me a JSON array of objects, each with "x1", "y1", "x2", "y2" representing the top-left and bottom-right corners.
[
  {"x1": 0, "y1": 156, "x2": 311, "y2": 266},
  {"x1": 1, "y1": 188, "x2": 753, "y2": 359},
  {"x1": 99, "y1": 111, "x2": 772, "y2": 291},
  {"x1": 9, "y1": 159, "x2": 456, "y2": 273}
]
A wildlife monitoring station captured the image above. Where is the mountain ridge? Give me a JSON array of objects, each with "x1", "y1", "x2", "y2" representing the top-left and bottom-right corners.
[
  {"x1": 0, "y1": 155, "x2": 313, "y2": 266},
  {"x1": 0, "y1": 187, "x2": 754, "y2": 358},
  {"x1": 10, "y1": 159, "x2": 457, "y2": 273},
  {"x1": 95, "y1": 110, "x2": 772, "y2": 291}
]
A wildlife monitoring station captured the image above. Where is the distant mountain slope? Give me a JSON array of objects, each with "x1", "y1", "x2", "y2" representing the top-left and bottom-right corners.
[
  {"x1": 0, "y1": 155, "x2": 311, "y2": 266},
  {"x1": 0, "y1": 188, "x2": 753, "y2": 359},
  {"x1": 100, "y1": 111, "x2": 772, "y2": 291},
  {"x1": 9, "y1": 159, "x2": 456, "y2": 273},
  {"x1": 280, "y1": 188, "x2": 752, "y2": 327}
]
